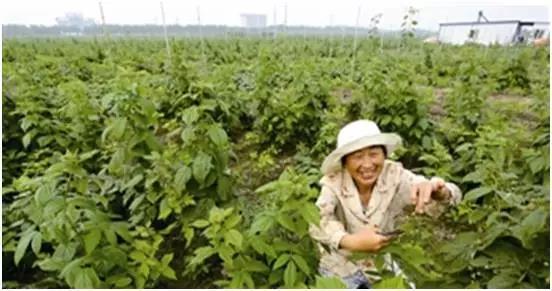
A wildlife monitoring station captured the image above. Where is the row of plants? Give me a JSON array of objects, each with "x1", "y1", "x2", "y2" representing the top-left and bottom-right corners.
[{"x1": 3, "y1": 37, "x2": 549, "y2": 288}]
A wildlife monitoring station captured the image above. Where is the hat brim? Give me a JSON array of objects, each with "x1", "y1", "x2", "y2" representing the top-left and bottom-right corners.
[{"x1": 321, "y1": 133, "x2": 402, "y2": 175}]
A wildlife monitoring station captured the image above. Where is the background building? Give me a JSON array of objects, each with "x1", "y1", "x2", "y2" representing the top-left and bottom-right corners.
[
  {"x1": 240, "y1": 14, "x2": 267, "y2": 28},
  {"x1": 438, "y1": 18, "x2": 550, "y2": 45}
]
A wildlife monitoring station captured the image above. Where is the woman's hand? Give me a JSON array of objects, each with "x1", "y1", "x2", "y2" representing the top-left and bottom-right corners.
[
  {"x1": 339, "y1": 225, "x2": 392, "y2": 252},
  {"x1": 429, "y1": 177, "x2": 452, "y2": 201},
  {"x1": 410, "y1": 178, "x2": 451, "y2": 213}
]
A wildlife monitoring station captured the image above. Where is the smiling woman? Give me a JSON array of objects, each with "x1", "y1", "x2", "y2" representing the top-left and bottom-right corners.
[
  {"x1": 309, "y1": 120, "x2": 462, "y2": 288},
  {"x1": 343, "y1": 146, "x2": 387, "y2": 200}
]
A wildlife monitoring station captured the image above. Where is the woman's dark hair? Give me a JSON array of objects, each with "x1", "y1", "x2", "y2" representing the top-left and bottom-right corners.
[
  {"x1": 375, "y1": 145, "x2": 388, "y2": 157},
  {"x1": 341, "y1": 145, "x2": 387, "y2": 165}
]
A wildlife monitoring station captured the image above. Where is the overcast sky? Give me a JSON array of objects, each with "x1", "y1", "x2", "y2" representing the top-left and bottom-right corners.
[{"x1": 2, "y1": 0, "x2": 550, "y2": 30}]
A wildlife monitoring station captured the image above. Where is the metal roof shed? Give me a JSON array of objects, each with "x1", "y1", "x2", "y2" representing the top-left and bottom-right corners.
[{"x1": 438, "y1": 20, "x2": 550, "y2": 45}]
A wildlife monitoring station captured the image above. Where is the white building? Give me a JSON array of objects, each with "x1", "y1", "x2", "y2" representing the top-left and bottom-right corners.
[
  {"x1": 438, "y1": 20, "x2": 550, "y2": 45},
  {"x1": 240, "y1": 14, "x2": 267, "y2": 28}
]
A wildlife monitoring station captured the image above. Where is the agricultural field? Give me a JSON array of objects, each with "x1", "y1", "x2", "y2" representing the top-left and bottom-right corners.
[{"x1": 2, "y1": 36, "x2": 550, "y2": 288}]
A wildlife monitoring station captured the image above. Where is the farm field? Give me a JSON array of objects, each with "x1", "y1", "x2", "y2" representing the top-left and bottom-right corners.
[{"x1": 2, "y1": 37, "x2": 550, "y2": 288}]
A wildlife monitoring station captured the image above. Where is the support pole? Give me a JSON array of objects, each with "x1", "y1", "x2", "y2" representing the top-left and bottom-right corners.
[
  {"x1": 98, "y1": 1, "x2": 108, "y2": 38},
  {"x1": 160, "y1": 1, "x2": 171, "y2": 68},
  {"x1": 350, "y1": 6, "x2": 361, "y2": 81}
]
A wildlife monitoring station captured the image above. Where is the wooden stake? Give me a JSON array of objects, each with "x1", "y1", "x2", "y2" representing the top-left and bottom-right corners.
[
  {"x1": 160, "y1": 1, "x2": 171, "y2": 68},
  {"x1": 351, "y1": 6, "x2": 361, "y2": 81},
  {"x1": 98, "y1": 1, "x2": 108, "y2": 38}
]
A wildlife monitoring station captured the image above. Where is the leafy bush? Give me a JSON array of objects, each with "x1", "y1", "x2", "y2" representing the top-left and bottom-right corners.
[{"x1": 2, "y1": 37, "x2": 549, "y2": 289}]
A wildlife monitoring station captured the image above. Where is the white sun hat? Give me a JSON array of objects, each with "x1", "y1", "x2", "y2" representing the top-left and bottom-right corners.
[{"x1": 321, "y1": 120, "x2": 402, "y2": 175}]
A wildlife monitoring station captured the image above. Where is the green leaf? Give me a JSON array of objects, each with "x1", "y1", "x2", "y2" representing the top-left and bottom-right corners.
[
  {"x1": 174, "y1": 166, "x2": 192, "y2": 192},
  {"x1": 136, "y1": 275, "x2": 146, "y2": 289},
  {"x1": 31, "y1": 232, "x2": 42, "y2": 255},
  {"x1": 53, "y1": 243, "x2": 77, "y2": 261},
  {"x1": 104, "y1": 228, "x2": 117, "y2": 245},
  {"x1": 464, "y1": 186, "x2": 493, "y2": 201},
  {"x1": 139, "y1": 263, "x2": 150, "y2": 277},
  {"x1": 273, "y1": 253, "x2": 290, "y2": 270},
  {"x1": 283, "y1": 261, "x2": 297, "y2": 287},
  {"x1": 159, "y1": 197, "x2": 172, "y2": 219},
  {"x1": 242, "y1": 271, "x2": 255, "y2": 288},
  {"x1": 209, "y1": 207, "x2": 225, "y2": 223},
  {"x1": 224, "y1": 229, "x2": 243, "y2": 249},
  {"x1": 14, "y1": 229, "x2": 36, "y2": 265},
  {"x1": 314, "y1": 276, "x2": 347, "y2": 288},
  {"x1": 217, "y1": 244, "x2": 234, "y2": 264},
  {"x1": 291, "y1": 255, "x2": 310, "y2": 275},
  {"x1": 73, "y1": 267, "x2": 97, "y2": 288},
  {"x1": 116, "y1": 277, "x2": 132, "y2": 288},
  {"x1": 276, "y1": 213, "x2": 296, "y2": 232},
  {"x1": 479, "y1": 224, "x2": 507, "y2": 249},
  {"x1": 86, "y1": 267, "x2": 101, "y2": 288},
  {"x1": 60, "y1": 258, "x2": 83, "y2": 279},
  {"x1": 79, "y1": 149, "x2": 99, "y2": 162},
  {"x1": 130, "y1": 250, "x2": 147, "y2": 262},
  {"x1": 124, "y1": 174, "x2": 143, "y2": 190},
  {"x1": 180, "y1": 127, "x2": 196, "y2": 144},
  {"x1": 182, "y1": 107, "x2": 200, "y2": 125},
  {"x1": 107, "y1": 276, "x2": 132, "y2": 288},
  {"x1": 511, "y1": 208, "x2": 548, "y2": 248},
  {"x1": 250, "y1": 214, "x2": 274, "y2": 234},
  {"x1": 223, "y1": 207, "x2": 234, "y2": 217},
  {"x1": 108, "y1": 148, "x2": 125, "y2": 173},
  {"x1": 223, "y1": 215, "x2": 241, "y2": 229},
  {"x1": 529, "y1": 157, "x2": 545, "y2": 174},
  {"x1": 388, "y1": 243, "x2": 431, "y2": 267},
  {"x1": 244, "y1": 259, "x2": 269, "y2": 273},
  {"x1": 249, "y1": 236, "x2": 277, "y2": 258},
  {"x1": 84, "y1": 229, "x2": 102, "y2": 255},
  {"x1": 184, "y1": 227, "x2": 194, "y2": 247},
  {"x1": 462, "y1": 171, "x2": 483, "y2": 183},
  {"x1": 487, "y1": 269, "x2": 520, "y2": 288},
  {"x1": 35, "y1": 182, "x2": 55, "y2": 206},
  {"x1": 161, "y1": 266, "x2": 177, "y2": 280},
  {"x1": 300, "y1": 203, "x2": 320, "y2": 225},
  {"x1": 470, "y1": 255, "x2": 492, "y2": 268},
  {"x1": 143, "y1": 131, "x2": 162, "y2": 151},
  {"x1": 255, "y1": 181, "x2": 279, "y2": 194},
  {"x1": 207, "y1": 124, "x2": 228, "y2": 146},
  {"x1": 229, "y1": 272, "x2": 244, "y2": 288},
  {"x1": 110, "y1": 117, "x2": 127, "y2": 140},
  {"x1": 103, "y1": 246, "x2": 128, "y2": 268},
  {"x1": 217, "y1": 174, "x2": 232, "y2": 199},
  {"x1": 191, "y1": 219, "x2": 210, "y2": 228},
  {"x1": 37, "y1": 257, "x2": 65, "y2": 271},
  {"x1": 22, "y1": 132, "x2": 32, "y2": 148},
  {"x1": 190, "y1": 246, "x2": 216, "y2": 266},
  {"x1": 44, "y1": 197, "x2": 65, "y2": 216},
  {"x1": 21, "y1": 117, "x2": 33, "y2": 131},
  {"x1": 520, "y1": 208, "x2": 548, "y2": 233},
  {"x1": 111, "y1": 222, "x2": 132, "y2": 242},
  {"x1": 372, "y1": 276, "x2": 407, "y2": 288},
  {"x1": 192, "y1": 152, "x2": 212, "y2": 185}
]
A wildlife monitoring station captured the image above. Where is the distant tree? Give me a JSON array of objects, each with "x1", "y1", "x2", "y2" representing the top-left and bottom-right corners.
[{"x1": 55, "y1": 12, "x2": 96, "y2": 30}]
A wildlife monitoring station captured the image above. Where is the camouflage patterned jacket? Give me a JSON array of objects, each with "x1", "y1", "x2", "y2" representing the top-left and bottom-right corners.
[{"x1": 308, "y1": 160, "x2": 462, "y2": 278}]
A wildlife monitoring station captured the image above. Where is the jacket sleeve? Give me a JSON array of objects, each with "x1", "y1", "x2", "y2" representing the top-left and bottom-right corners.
[
  {"x1": 308, "y1": 186, "x2": 349, "y2": 251},
  {"x1": 397, "y1": 167, "x2": 463, "y2": 217}
]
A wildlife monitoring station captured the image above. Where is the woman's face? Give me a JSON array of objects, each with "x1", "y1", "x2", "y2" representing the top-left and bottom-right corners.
[{"x1": 344, "y1": 146, "x2": 385, "y2": 190}]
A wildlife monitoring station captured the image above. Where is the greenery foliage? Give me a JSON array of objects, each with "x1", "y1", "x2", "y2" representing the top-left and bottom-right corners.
[{"x1": 2, "y1": 36, "x2": 549, "y2": 288}]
